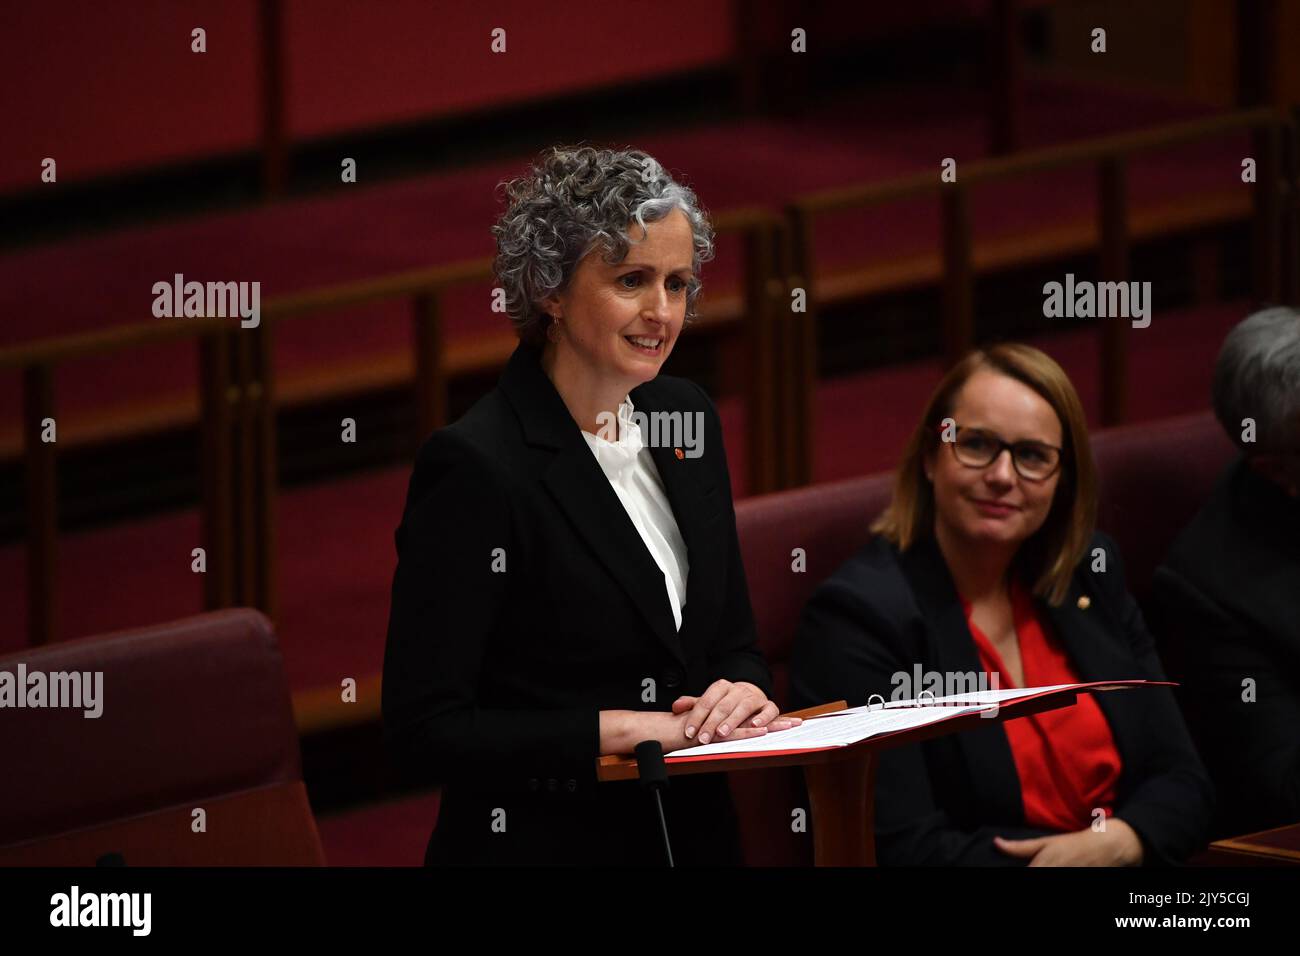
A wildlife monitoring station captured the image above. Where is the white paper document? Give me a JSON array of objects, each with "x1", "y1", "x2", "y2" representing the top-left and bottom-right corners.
[
  {"x1": 665, "y1": 700, "x2": 991, "y2": 757},
  {"x1": 664, "y1": 683, "x2": 1092, "y2": 758},
  {"x1": 881, "y1": 682, "x2": 1080, "y2": 708}
]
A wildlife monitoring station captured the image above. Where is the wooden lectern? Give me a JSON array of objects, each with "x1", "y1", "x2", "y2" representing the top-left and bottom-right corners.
[{"x1": 597, "y1": 691, "x2": 1084, "y2": 866}]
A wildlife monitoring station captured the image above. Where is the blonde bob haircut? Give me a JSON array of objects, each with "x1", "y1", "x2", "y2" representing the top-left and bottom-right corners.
[{"x1": 870, "y1": 343, "x2": 1098, "y2": 607}]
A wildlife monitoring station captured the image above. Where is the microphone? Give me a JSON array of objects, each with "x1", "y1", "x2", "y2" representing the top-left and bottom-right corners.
[{"x1": 634, "y1": 740, "x2": 674, "y2": 867}]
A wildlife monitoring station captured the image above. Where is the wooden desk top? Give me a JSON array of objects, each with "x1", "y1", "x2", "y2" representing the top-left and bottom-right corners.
[{"x1": 1205, "y1": 822, "x2": 1300, "y2": 865}]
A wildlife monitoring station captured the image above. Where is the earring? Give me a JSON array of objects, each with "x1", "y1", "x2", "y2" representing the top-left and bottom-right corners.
[{"x1": 546, "y1": 316, "x2": 561, "y2": 343}]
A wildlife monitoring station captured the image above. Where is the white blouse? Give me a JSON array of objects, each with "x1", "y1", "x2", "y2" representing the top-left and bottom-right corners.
[{"x1": 581, "y1": 396, "x2": 690, "y2": 631}]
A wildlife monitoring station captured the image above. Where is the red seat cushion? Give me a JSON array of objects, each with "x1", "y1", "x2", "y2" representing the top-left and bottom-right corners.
[
  {"x1": 1092, "y1": 410, "x2": 1236, "y2": 605},
  {"x1": 0, "y1": 608, "x2": 312, "y2": 860}
]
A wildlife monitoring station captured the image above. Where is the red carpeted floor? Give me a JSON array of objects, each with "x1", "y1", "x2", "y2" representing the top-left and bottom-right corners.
[{"x1": 314, "y1": 789, "x2": 441, "y2": 867}]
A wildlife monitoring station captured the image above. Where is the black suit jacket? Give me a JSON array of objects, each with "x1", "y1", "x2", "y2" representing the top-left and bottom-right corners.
[
  {"x1": 789, "y1": 528, "x2": 1213, "y2": 866},
  {"x1": 382, "y1": 342, "x2": 772, "y2": 865},
  {"x1": 1150, "y1": 456, "x2": 1300, "y2": 838}
]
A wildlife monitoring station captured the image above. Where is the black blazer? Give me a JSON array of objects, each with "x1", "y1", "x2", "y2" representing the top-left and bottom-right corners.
[
  {"x1": 1150, "y1": 456, "x2": 1300, "y2": 838},
  {"x1": 382, "y1": 342, "x2": 772, "y2": 865},
  {"x1": 789, "y1": 528, "x2": 1214, "y2": 866}
]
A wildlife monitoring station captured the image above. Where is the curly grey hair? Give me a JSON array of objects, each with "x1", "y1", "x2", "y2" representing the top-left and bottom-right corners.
[
  {"x1": 1213, "y1": 305, "x2": 1300, "y2": 453},
  {"x1": 491, "y1": 145, "x2": 715, "y2": 347}
]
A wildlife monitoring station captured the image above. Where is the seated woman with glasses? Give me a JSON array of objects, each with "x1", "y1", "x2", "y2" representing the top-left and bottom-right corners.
[{"x1": 790, "y1": 343, "x2": 1213, "y2": 865}]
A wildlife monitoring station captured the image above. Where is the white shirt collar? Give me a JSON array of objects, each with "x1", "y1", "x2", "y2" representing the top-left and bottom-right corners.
[{"x1": 582, "y1": 396, "x2": 642, "y2": 481}]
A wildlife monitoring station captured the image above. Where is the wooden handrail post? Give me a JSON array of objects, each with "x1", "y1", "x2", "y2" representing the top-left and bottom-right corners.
[
  {"x1": 413, "y1": 291, "x2": 447, "y2": 444},
  {"x1": 23, "y1": 364, "x2": 57, "y2": 646},
  {"x1": 784, "y1": 207, "x2": 816, "y2": 489},
  {"x1": 198, "y1": 324, "x2": 276, "y2": 618},
  {"x1": 1098, "y1": 155, "x2": 1130, "y2": 427},
  {"x1": 235, "y1": 330, "x2": 259, "y2": 608},
  {"x1": 199, "y1": 331, "x2": 236, "y2": 610},
  {"x1": 742, "y1": 219, "x2": 779, "y2": 495},
  {"x1": 940, "y1": 184, "x2": 975, "y2": 369},
  {"x1": 252, "y1": 322, "x2": 278, "y2": 620}
]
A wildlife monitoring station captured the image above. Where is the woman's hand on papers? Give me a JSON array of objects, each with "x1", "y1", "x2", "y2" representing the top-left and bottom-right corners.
[
  {"x1": 993, "y1": 818, "x2": 1145, "y2": 866},
  {"x1": 670, "y1": 679, "x2": 802, "y2": 745},
  {"x1": 599, "y1": 690, "x2": 802, "y2": 755}
]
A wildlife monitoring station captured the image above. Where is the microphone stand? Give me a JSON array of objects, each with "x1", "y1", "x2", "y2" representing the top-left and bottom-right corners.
[{"x1": 635, "y1": 740, "x2": 675, "y2": 867}]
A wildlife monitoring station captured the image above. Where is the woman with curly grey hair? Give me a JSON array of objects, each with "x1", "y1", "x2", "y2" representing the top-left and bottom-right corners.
[{"x1": 382, "y1": 145, "x2": 799, "y2": 865}]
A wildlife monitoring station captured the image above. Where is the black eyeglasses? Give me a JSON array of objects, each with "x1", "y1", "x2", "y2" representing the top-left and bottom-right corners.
[{"x1": 940, "y1": 425, "x2": 1064, "y2": 481}]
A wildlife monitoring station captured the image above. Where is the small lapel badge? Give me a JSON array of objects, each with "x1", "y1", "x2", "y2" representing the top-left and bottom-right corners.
[
  {"x1": 674, "y1": 448, "x2": 684, "y2": 460},
  {"x1": 1077, "y1": 595, "x2": 1091, "y2": 610}
]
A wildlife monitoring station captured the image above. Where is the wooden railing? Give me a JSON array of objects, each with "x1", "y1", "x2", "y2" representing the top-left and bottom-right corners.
[
  {"x1": 778, "y1": 107, "x2": 1299, "y2": 489},
  {"x1": 1, "y1": 208, "x2": 786, "y2": 647},
  {"x1": 7, "y1": 108, "x2": 1297, "y2": 646}
]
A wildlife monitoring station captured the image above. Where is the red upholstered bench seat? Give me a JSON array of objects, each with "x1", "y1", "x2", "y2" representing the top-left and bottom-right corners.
[{"x1": 0, "y1": 608, "x2": 324, "y2": 865}]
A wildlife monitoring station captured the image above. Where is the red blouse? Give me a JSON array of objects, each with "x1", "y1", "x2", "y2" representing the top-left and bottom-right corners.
[{"x1": 959, "y1": 577, "x2": 1122, "y2": 833}]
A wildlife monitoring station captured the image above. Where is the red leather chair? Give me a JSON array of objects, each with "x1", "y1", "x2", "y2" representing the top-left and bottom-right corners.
[
  {"x1": 728, "y1": 410, "x2": 1235, "y2": 865},
  {"x1": 0, "y1": 608, "x2": 325, "y2": 866},
  {"x1": 1091, "y1": 410, "x2": 1236, "y2": 607},
  {"x1": 1091, "y1": 409, "x2": 1237, "y2": 682},
  {"x1": 729, "y1": 472, "x2": 895, "y2": 866}
]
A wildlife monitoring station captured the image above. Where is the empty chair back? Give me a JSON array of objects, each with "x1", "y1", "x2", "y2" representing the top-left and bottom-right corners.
[{"x1": 0, "y1": 608, "x2": 324, "y2": 865}]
